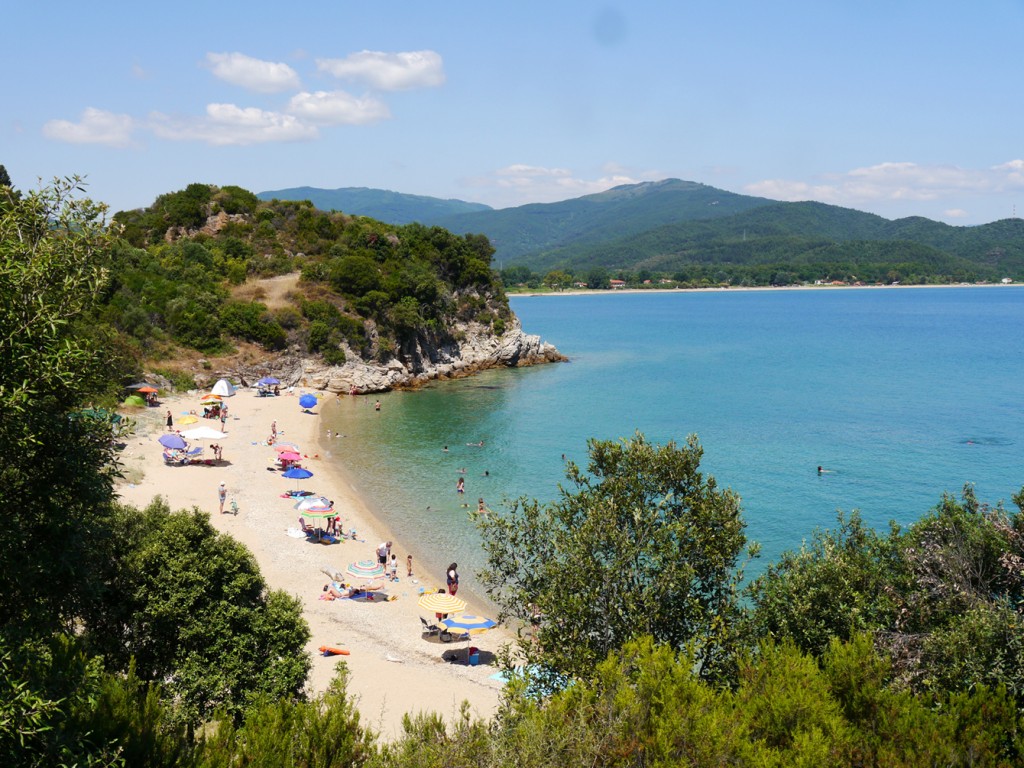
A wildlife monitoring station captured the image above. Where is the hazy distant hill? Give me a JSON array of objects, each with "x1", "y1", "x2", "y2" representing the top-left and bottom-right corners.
[
  {"x1": 259, "y1": 179, "x2": 1024, "y2": 282},
  {"x1": 435, "y1": 179, "x2": 775, "y2": 262},
  {"x1": 256, "y1": 186, "x2": 491, "y2": 225},
  {"x1": 526, "y1": 199, "x2": 1024, "y2": 278}
]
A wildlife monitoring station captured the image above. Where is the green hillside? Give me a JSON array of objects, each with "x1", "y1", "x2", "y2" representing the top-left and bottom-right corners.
[
  {"x1": 257, "y1": 185, "x2": 491, "y2": 224},
  {"x1": 511, "y1": 199, "x2": 1024, "y2": 284},
  {"x1": 109, "y1": 183, "x2": 509, "y2": 365},
  {"x1": 436, "y1": 178, "x2": 774, "y2": 261}
]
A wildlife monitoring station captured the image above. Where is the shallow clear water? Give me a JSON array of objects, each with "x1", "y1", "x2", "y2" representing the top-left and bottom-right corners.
[{"x1": 322, "y1": 287, "x2": 1024, "y2": 597}]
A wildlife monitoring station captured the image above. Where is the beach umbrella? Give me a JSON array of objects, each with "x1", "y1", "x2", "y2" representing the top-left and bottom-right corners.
[
  {"x1": 295, "y1": 496, "x2": 333, "y2": 512},
  {"x1": 257, "y1": 376, "x2": 280, "y2": 385},
  {"x1": 199, "y1": 394, "x2": 222, "y2": 404},
  {"x1": 159, "y1": 434, "x2": 187, "y2": 449},
  {"x1": 347, "y1": 560, "x2": 386, "y2": 580},
  {"x1": 136, "y1": 385, "x2": 158, "y2": 394},
  {"x1": 278, "y1": 450, "x2": 302, "y2": 462},
  {"x1": 417, "y1": 592, "x2": 467, "y2": 614},
  {"x1": 177, "y1": 414, "x2": 199, "y2": 425},
  {"x1": 181, "y1": 426, "x2": 227, "y2": 440},
  {"x1": 282, "y1": 466, "x2": 313, "y2": 492},
  {"x1": 441, "y1": 615, "x2": 497, "y2": 635},
  {"x1": 274, "y1": 442, "x2": 300, "y2": 453},
  {"x1": 299, "y1": 394, "x2": 318, "y2": 410}
]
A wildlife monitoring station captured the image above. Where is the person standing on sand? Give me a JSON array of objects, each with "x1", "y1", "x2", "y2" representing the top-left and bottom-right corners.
[
  {"x1": 407, "y1": 553, "x2": 414, "y2": 577},
  {"x1": 446, "y1": 563, "x2": 459, "y2": 596},
  {"x1": 166, "y1": 410, "x2": 173, "y2": 431},
  {"x1": 376, "y1": 541, "x2": 389, "y2": 566},
  {"x1": 218, "y1": 482, "x2": 227, "y2": 514},
  {"x1": 389, "y1": 553, "x2": 398, "y2": 581}
]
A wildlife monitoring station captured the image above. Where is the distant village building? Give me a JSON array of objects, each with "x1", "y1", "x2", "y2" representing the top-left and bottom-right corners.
[
  {"x1": 1002, "y1": 277, "x2": 1013, "y2": 284},
  {"x1": 609, "y1": 279, "x2": 627, "y2": 289}
]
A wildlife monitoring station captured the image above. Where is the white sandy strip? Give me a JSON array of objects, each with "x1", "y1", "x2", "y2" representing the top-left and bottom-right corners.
[{"x1": 117, "y1": 388, "x2": 510, "y2": 739}]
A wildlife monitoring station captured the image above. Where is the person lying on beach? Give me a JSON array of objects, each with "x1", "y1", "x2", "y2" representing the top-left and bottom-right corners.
[{"x1": 322, "y1": 581, "x2": 383, "y2": 600}]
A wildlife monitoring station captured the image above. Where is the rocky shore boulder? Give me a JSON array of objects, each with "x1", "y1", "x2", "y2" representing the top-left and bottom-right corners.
[{"x1": 200, "y1": 315, "x2": 564, "y2": 395}]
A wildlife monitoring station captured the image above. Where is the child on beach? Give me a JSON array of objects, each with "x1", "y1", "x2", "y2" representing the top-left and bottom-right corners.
[
  {"x1": 407, "y1": 554, "x2": 414, "y2": 577},
  {"x1": 389, "y1": 553, "x2": 398, "y2": 581}
]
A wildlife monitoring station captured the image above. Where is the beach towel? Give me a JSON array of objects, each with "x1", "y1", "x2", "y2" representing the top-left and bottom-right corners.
[{"x1": 286, "y1": 527, "x2": 307, "y2": 539}]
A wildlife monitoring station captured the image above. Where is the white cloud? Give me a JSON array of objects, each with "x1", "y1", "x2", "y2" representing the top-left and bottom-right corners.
[
  {"x1": 42, "y1": 107, "x2": 135, "y2": 147},
  {"x1": 944, "y1": 208, "x2": 969, "y2": 219},
  {"x1": 316, "y1": 50, "x2": 444, "y2": 90},
  {"x1": 205, "y1": 52, "x2": 301, "y2": 93},
  {"x1": 149, "y1": 103, "x2": 318, "y2": 146},
  {"x1": 744, "y1": 161, "x2": 1024, "y2": 209},
  {"x1": 286, "y1": 90, "x2": 390, "y2": 125}
]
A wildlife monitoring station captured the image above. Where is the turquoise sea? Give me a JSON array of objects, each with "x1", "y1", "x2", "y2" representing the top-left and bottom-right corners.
[{"x1": 321, "y1": 287, "x2": 1024, "y2": 600}]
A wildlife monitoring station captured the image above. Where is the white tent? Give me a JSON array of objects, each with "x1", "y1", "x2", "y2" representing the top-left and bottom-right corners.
[{"x1": 211, "y1": 379, "x2": 236, "y2": 397}]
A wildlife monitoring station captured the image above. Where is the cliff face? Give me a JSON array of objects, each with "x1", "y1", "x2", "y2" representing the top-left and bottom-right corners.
[{"x1": 216, "y1": 314, "x2": 564, "y2": 394}]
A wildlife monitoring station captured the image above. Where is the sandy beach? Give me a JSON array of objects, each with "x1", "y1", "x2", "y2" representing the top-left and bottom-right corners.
[{"x1": 116, "y1": 388, "x2": 510, "y2": 739}]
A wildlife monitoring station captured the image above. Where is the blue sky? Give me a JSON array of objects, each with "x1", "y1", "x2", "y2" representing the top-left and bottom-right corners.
[{"x1": 6, "y1": 1, "x2": 1024, "y2": 224}]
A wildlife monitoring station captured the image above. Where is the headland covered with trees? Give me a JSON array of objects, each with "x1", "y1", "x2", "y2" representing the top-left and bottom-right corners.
[{"x1": 3, "y1": 173, "x2": 1024, "y2": 766}]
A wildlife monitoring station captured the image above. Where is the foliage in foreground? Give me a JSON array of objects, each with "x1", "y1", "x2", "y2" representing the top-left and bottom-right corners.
[
  {"x1": 477, "y1": 431, "x2": 753, "y2": 686},
  {"x1": 85, "y1": 499, "x2": 312, "y2": 729},
  {"x1": 380, "y1": 635, "x2": 1021, "y2": 768},
  {"x1": 746, "y1": 485, "x2": 1024, "y2": 709}
]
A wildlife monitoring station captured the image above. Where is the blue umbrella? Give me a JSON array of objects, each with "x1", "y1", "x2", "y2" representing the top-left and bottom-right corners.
[
  {"x1": 257, "y1": 376, "x2": 280, "y2": 385},
  {"x1": 299, "y1": 393, "x2": 318, "y2": 410},
  {"x1": 441, "y1": 615, "x2": 497, "y2": 635},
  {"x1": 159, "y1": 434, "x2": 186, "y2": 449},
  {"x1": 282, "y1": 465, "x2": 313, "y2": 491}
]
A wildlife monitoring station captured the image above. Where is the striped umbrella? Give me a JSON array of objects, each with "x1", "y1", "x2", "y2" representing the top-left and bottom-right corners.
[
  {"x1": 417, "y1": 592, "x2": 467, "y2": 614},
  {"x1": 294, "y1": 496, "x2": 333, "y2": 512},
  {"x1": 347, "y1": 560, "x2": 386, "y2": 580},
  {"x1": 441, "y1": 614, "x2": 496, "y2": 634},
  {"x1": 199, "y1": 394, "x2": 222, "y2": 403}
]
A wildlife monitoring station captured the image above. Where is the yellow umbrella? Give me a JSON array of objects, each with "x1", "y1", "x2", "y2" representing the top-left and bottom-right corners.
[
  {"x1": 417, "y1": 592, "x2": 467, "y2": 614},
  {"x1": 178, "y1": 415, "x2": 199, "y2": 425}
]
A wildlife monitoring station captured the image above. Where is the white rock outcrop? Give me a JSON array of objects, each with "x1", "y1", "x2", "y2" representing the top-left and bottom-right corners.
[{"x1": 218, "y1": 315, "x2": 564, "y2": 395}]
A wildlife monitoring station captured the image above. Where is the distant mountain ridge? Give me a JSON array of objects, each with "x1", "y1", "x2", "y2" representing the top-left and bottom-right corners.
[
  {"x1": 256, "y1": 186, "x2": 491, "y2": 225},
  {"x1": 258, "y1": 180, "x2": 1024, "y2": 282}
]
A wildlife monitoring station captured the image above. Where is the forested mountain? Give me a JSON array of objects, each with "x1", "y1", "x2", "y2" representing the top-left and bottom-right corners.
[
  {"x1": 433, "y1": 179, "x2": 773, "y2": 262},
  {"x1": 256, "y1": 185, "x2": 491, "y2": 224},
  {"x1": 263, "y1": 179, "x2": 1024, "y2": 285}
]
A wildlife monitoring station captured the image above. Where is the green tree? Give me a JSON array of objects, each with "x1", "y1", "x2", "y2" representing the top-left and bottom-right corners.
[
  {"x1": 543, "y1": 270, "x2": 571, "y2": 290},
  {"x1": 196, "y1": 670, "x2": 374, "y2": 767},
  {"x1": 0, "y1": 164, "x2": 11, "y2": 189},
  {"x1": 91, "y1": 500, "x2": 311, "y2": 728},
  {"x1": 0, "y1": 178, "x2": 123, "y2": 639},
  {"x1": 476, "y1": 432, "x2": 751, "y2": 685}
]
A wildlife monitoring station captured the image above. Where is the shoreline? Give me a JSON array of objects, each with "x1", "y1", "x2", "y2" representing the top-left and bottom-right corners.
[
  {"x1": 509, "y1": 282, "x2": 1023, "y2": 298},
  {"x1": 116, "y1": 389, "x2": 509, "y2": 739}
]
